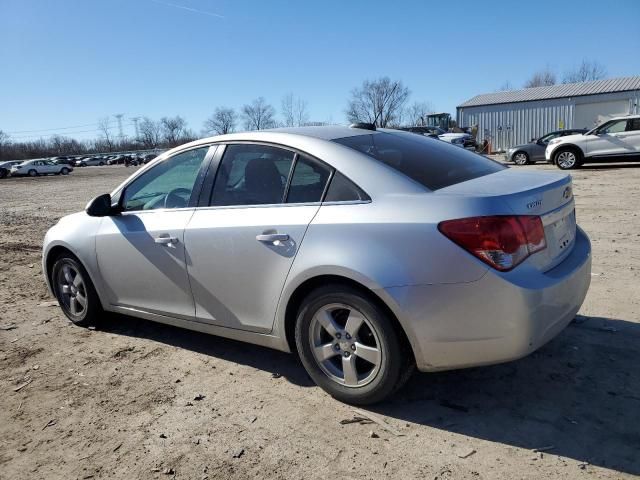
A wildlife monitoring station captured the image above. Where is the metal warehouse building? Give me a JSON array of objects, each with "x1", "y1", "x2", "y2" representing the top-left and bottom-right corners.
[{"x1": 457, "y1": 76, "x2": 640, "y2": 151}]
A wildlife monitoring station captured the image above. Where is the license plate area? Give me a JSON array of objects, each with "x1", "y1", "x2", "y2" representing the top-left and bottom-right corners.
[{"x1": 544, "y1": 207, "x2": 576, "y2": 261}]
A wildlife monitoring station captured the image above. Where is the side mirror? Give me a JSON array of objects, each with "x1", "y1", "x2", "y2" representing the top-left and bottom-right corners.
[{"x1": 86, "y1": 193, "x2": 115, "y2": 217}]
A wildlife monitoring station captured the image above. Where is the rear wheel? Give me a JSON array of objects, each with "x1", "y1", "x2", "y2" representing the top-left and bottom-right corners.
[
  {"x1": 51, "y1": 254, "x2": 102, "y2": 326},
  {"x1": 99, "y1": 161, "x2": 105, "y2": 166},
  {"x1": 28, "y1": 169, "x2": 37, "y2": 177},
  {"x1": 513, "y1": 151, "x2": 530, "y2": 165},
  {"x1": 61, "y1": 167, "x2": 69, "y2": 175},
  {"x1": 295, "y1": 285, "x2": 412, "y2": 405},
  {"x1": 555, "y1": 148, "x2": 582, "y2": 170}
]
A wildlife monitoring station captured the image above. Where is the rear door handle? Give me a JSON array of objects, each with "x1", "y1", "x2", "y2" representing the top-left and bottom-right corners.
[
  {"x1": 155, "y1": 234, "x2": 178, "y2": 245},
  {"x1": 256, "y1": 233, "x2": 289, "y2": 243}
]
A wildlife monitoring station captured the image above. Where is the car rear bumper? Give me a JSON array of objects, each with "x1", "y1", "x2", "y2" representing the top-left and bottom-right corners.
[{"x1": 380, "y1": 227, "x2": 591, "y2": 372}]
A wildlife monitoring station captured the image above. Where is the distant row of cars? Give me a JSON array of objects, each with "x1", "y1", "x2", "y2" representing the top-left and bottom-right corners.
[
  {"x1": 0, "y1": 152, "x2": 160, "y2": 179},
  {"x1": 506, "y1": 114, "x2": 640, "y2": 169},
  {"x1": 399, "y1": 126, "x2": 478, "y2": 150}
]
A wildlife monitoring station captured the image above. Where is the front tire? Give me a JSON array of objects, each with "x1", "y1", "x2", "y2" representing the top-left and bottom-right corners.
[
  {"x1": 61, "y1": 167, "x2": 69, "y2": 175},
  {"x1": 28, "y1": 169, "x2": 37, "y2": 177},
  {"x1": 513, "y1": 151, "x2": 530, "y2": 165},
  {"x1": 555, "y1": 148, "x2": 582, "y2": 170},
  {"x1": 295, "y1": 285, "x2": 411, "y2": 405},
  {"x1": 51, "y1": 254, "x2": 102, "y2": 326}
]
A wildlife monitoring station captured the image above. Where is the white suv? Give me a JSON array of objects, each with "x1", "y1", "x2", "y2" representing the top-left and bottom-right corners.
[{"x1": 545, "y1": 115, "x2": 640, "y2": 169}]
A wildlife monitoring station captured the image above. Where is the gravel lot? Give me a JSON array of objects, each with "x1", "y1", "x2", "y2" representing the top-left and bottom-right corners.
[{"x1": 1, "y1": 163, "x2": 639, "y2": 479}]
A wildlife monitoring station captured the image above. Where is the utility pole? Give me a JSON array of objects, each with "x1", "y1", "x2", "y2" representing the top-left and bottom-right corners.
[
  {"x1": 114, "y1": 114, "x2": 124, "y2": 145},
  {"x1": 131, "y1": 116, "x2": 140, "y2": 141}
]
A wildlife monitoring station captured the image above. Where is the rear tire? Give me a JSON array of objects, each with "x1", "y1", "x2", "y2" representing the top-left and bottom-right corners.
[
  {"x1": 61, "y1": 167, "x2": 69, "y2": 175},
  {"x1": 51, "y1": 254, "x2": 102, "y2": 327},
  {"x1": 99, "y1": 162, "x2": 104, "y2": 166},
  {"x1": 513, "y1": 151, "x2": 530, "y2": 165},
  {"x1": 555, "y1": 148, "x2": 582, "y2": 170},
  {"x1": 295, "y1": 285, "x2": 412, "y2": 405}
]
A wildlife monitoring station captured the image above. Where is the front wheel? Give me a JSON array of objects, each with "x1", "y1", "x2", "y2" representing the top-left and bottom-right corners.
[
  {"x1": 295, "y1": 285, "x2": 412, "y2": 405},
  {"x1": 555, "y1": 148, "x2": 582, "y2": 170},
  {"x1": 512, "y1": 151, "x2": 530, "y2": 165},
  {"x1": 28, "y1": 169, "x2": 37, "y2": 177},
  {"x1": 51, "y1": 254, "x2": 102, "y2": 326},
  {"x1": 0, "y1": 169, "x2": 7, "y2": 179},
  {"x1": 61, "y1": 167, "x2": 69, "y2": 175}
]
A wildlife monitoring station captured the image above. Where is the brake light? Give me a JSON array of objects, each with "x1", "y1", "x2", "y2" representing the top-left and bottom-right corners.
[{"x1": 438, "y1": 215, "x2": 546, "y2": 271}]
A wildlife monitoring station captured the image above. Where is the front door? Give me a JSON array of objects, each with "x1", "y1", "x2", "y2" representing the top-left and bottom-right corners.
[
  {"x1": 95, "y1": 146, "x2": 213, "y2": 319},
  {"x1": 586, "y1": 119, "x2": 636, "y2": 157},
  {"x1": 184, "y1": 144, "x2": 332, "y2": 332}
]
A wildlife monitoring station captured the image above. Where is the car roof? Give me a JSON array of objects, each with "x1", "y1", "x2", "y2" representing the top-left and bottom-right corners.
[
  {"x1": 608, "y1": 114, "x2": 640, "y2": 121},
  {"x1": 268, "y1": 125, "x2": 381, "y2": 140}
]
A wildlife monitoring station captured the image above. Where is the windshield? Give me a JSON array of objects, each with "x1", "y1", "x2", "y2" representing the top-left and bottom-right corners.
[{"x1": 333, "y1": 131, "x2": 504, "y2": 191}]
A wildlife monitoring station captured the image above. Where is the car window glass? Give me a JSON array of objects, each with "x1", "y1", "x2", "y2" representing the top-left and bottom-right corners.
[
  {"x1": 122, "y1": 147, "x2": 209, "y2": 211},
  {"x1": 538, "y1": 132, "x2": 558, "y2": 144},
  {"x1": 626, "y1": 118, "x2": 640, "y2": 131},
  {"x1": 210, "y1": 144, "x2": 295, "y2": 206},
  {"x1": 286, "y1": 155, "x2": 331, "y2": 203},
  {"x1": 600, "y1": 120, "x2": 627, "y2": 134},
  {"x1": 324, "y1": 171, "x2": 370, "y2": 202},
  {"x1": 333, "y1": 131, "x2": 504, "y2": 191}
]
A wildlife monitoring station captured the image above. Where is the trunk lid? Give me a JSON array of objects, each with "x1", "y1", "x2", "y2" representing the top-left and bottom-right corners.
[{"x1": 436, "y1": 169, "x2": 576, "y2": 271}]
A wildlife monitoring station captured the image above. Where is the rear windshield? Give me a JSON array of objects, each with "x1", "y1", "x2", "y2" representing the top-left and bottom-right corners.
[{"x1": 333, "y1": 131, "x2": 504, "y2": 191}]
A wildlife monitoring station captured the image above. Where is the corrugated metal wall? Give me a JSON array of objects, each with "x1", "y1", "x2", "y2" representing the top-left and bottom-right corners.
[{"x1": 457, "y1": 91, "x2": 640, "y2": 151}]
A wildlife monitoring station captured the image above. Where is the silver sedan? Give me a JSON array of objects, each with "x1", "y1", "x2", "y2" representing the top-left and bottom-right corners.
[{"x1": 42, "y1": 125, "x2": 591, "y2": 404}]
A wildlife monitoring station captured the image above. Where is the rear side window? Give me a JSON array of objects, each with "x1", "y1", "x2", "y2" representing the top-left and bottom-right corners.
[
  {"x1": 333, "y1": 131, "x2": 504, "y2": 191},
  {"x1": 286, "y1": 155, "x2": 331, "y2": 203},
  {"x1": 210, "y1": 144, "x2": 295, "y2": 206},
  {"x1": 325, "y1": 172, "x2": 370, "y2": 202}
]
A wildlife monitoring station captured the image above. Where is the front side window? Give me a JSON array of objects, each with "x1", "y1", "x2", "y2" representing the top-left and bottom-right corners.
[
  {"x1": 599, "y1": 120, "x2": 627, "y2": 134},
  {"x1": 211, "y1": 144, "x2": 295, "y2": 206},
  {"x1": 538, "y1": 132, "x2": 560, "y2": 144},
  {"x1": 122, "y1": 147, "x2": 209, "y2": 211},
  {"x1": 333, "y1": 131, "x2": 504, "y2": 191},
  {"x1": 286, "y1": 155, "x2": 331, "y2": 203}
]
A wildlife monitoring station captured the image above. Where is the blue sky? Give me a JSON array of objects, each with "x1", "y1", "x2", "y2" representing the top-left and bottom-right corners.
[{"x1": 1, "y1": 0, "x2": 639, "y2": 141}]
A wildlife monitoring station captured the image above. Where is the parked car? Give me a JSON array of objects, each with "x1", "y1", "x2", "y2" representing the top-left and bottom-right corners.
[
  {"x1": 400, "y1": 126, "x2": 477, "y2": 150},
  {"x1": 11, "y1": 159, "x2": 73, "y2": 176},
  {"x1": 0, "y1": 160, "x2": 22, "y2": 178},
  {"x1": 43, "y1": 125, "x2": 591, "y2": 404},
  {"x1": 52, "y1": 158, "x2": 76, "y2": 166},
  {"x1": 75, "y1": 157, "x2": 106, "y2": 167},
  {"x1": 506, "y1": 129, "x2": 588, "y2": 165},
  {"x1": 546, "y1": 115, "x2": 640, "y2": 169},
  {"x1": 142, "y1": 153, "x2": 158, "y2": 164}
]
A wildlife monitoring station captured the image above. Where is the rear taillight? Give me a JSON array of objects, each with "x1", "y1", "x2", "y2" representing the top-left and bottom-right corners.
[{"x1": 438, "y1": 215, "x2": 546, "y2": 271}]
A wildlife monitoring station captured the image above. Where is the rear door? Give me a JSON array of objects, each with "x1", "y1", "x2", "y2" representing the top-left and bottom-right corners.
[
  {"x1": 184, "y1": 144, "x2": 331, "y2": 332},
  {"x1": 95, "y1": 146, "x2": 214, "y2": 319}
]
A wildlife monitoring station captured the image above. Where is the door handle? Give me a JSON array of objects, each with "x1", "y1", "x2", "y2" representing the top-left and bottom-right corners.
[
  {"x1": 155, "y1": 234, "x2": 178, "y2": 245},
  {"x1": 256, "y1": 233, "x2": 289, "y2": 243}
]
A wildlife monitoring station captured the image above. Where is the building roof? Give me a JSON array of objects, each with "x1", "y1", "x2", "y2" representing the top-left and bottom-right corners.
[{"x1": 458, "y1": 76, "x2": 640, "y2": 108}]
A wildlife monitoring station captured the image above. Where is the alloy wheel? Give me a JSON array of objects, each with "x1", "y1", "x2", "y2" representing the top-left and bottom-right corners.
[
  {"x1": 56, "y1": 262, "x2": 88, "y2": 317},
  {"x1": 513, "y1": 152, "x2": 528, "y2": 165},
  {"x1": 557, "y1": 151, "x2": 576, "y2": 169},
  {"x1": 309, "y1": 303, "x2": 382, "y2": 387}
]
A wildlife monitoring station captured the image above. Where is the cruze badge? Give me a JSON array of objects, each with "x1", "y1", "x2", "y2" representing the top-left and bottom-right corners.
[
  {"x1": 526, "y1": 198, "x2": 542, "y2": 210},
  {"x1": 563, "y1": 186, "x2": 573, "y2": 200}
]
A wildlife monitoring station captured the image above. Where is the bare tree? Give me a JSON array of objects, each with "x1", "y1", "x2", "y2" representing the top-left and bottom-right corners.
[
  {"x1": 524, "y1": 69, "x2": 557, "y2": 88},
  {"x1": 404, "y1": 101, "x2": 434, "y2": 126},
  {"x1": 203, "y1": 107, "x2": 237, "y2": 135},
  {"x1": 160, "y1": 116, "x2": 188, "y2": 146},
  {"x1": 0, "y1": 130, "x2": 10, "y2": 159},
  {"x1": 242, "y1": 97, "x2": 277, "y2": 130},
  {"x1": 97, "y1": 117, "x2": 114, "y2": 151},
  {"x1": 281, "y1": 93, "x2": 310, "y2": 127},
  {"x1": 138, "y1": 117, "x2": 162, "y2": 148},
  {"x1": 346, "y1": 77, "x2": 410, "y2": 127},
  {"x1": 497, "y1": 81, "x2": 514, "y2": 91},
  {"x1": 563, "y1": 60, "x2": 607, "y2": 84}
]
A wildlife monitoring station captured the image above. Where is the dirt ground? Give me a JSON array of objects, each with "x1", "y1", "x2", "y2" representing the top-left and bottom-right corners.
[{"x1": 1, "y1": 161, "x2": 639, "y2": 480}]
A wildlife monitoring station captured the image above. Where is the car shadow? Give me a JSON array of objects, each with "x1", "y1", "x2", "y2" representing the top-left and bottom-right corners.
[
  {"x1": 367, "y1": 315, "x2": 640, "y2": 475},
  {"x1": 579, "y1": 162, "x2": 640, "y2": 170},
  {"x1": 98, "y1": 312, "x2": 315, "y2": 388},
  {"x1": 97, "y1": 313, "x2": 639, "y2": 475}
]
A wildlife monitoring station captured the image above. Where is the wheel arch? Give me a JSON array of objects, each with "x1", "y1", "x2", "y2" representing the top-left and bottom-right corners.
[
  {"x1": 44, "y1": 244, "x2": 99, "y2": 302},
  {"x1": 552, "y1": 143, "x2": 584, "y2": 162},
  {"x1": 281, "y1": 273, "x2": 417, "y2": 365}
]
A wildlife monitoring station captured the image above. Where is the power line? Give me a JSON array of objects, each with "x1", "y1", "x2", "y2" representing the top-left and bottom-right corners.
[{"x1": 6, "y1": 122, "x2": 101, "y2": 134}]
